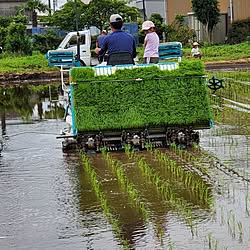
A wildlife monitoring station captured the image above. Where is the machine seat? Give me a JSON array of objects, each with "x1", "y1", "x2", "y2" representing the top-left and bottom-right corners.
[{"x1": 107, "y1": 52, "x2": 134, "y2": 66}]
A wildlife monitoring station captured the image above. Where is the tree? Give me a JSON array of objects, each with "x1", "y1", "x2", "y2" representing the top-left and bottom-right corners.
[
  {"x1": 48, "y1": 0, "x2": 82, "y2": 31},
  {"x1": 191, "y1": 0, "x2": 220, "y2": 43},
  {"x1": 33, "y1": 29, "x2": 63, "y2": 53},
  {"x1": 149, "y1": 13, "x2": 165, "y2": 40},
  {"x1": 49, "y1": 0, "x2": 140, "y2": 31},
  {"x1": 5, "y1": 23, "x2": 32, "y2": 55},
  {"x1": 164, "y1": 15, "x2": 196, "y2": 45},
  {"x1": 0, "y1": 16, "x2": 12, "y2": 28},
  {"x1": 18, "y1": 0, "x2": 50, "y2": 28}
]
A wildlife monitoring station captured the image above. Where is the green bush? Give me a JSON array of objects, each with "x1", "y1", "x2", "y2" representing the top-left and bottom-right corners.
[
  {"x1": 227, "y1": 18, "x2": 250, "y2": 44},
  {"x1": 0, "y1": 27, "x2": 7, "y2": 50},
  {"x1": 32, "y1": 29, "x2": 63, "y2": 54},
  {"x1": 5, "y1": 23, "x2": 32, "y2": 55}
]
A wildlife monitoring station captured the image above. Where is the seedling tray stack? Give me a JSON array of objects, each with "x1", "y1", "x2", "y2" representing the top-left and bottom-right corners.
[{"x1": 70, "y1": 61, "x2": 211, "y2": 135}]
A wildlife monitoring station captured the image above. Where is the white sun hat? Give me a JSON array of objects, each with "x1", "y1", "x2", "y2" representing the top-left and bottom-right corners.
[
  {"x1": 110, "y1": 14, "x2": 123, "y2": 23},
  {"x1": 142, "y1": 20, "x2": 155, "y2": 31},
  {"x1": 193, "y1": 42, "x2": 199, "y2": 46}
]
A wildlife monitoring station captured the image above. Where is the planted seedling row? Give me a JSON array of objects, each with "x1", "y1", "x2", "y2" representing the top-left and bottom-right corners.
[
  {"x1": 101, "y1": 148, "x2": 150, "y2": 220},
  {"x1": 125, "y1": 151, "x2": 198, "y2": 236},
  {"x1": 151, "y1": 148, "x2": 213, "y2": 204},
  {"x1": 80, "y1": 151, "x2": 130, "y2": 249},
  {"x1": 101, "y1": 148, "x2": 176, "y2": 248}
]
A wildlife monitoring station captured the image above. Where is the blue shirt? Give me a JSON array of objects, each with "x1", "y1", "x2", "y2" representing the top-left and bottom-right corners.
[
  {"x1": 99, "y1": 30, "x2": 136, "y2": 58},
  {"x1": 96, "y1": 34, "x2": 106, "y2": 48}
]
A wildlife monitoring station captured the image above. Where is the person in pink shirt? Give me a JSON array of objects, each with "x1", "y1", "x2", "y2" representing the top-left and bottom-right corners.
[{"x1": 142, "y1": 20, "x2": 160, "y2": 64}]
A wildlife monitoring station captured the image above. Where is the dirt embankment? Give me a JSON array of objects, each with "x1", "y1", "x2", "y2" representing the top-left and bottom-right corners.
[
  {"x1": 205, "y1": 58, "x2": 250, "y2": 72},
  {"x1": 0, "y1": 60, "x2": 249, "y2": 86},
  {"x1": 0, "y1": 71, "x2": 62, "y2": 86}
]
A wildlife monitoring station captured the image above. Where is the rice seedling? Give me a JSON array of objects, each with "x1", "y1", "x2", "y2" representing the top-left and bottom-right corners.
[
  {"x1": 80, "y1": 151, "x2": 130, "y2": 249},
  {"x1": 208, "y1": 232, "x2": 212, "y2": 249},
  {"x1": 124, "y1": 144, "x2": 136, "y2": 159},
  {"x1": 207, "y1": 232, "x2": 220, "y2": 250},
  {"x1": 220, "y1": 205, "x2": 225, "y2": 225},
  {"x1": 237, "y1": 221, "x2": 243, "y2": 241},
  {"x1": 245, "y1": 193, "x2": 249, "y2": 214},
  {"x1": 101, "y1": 149, "x2": 150, "y2": 221},
  {"x1": 151, "y1": 149, "x2": 212, "y2": 204},
  {"x1": 130, "y1": 153, "x2": 196, "y2": 236}
]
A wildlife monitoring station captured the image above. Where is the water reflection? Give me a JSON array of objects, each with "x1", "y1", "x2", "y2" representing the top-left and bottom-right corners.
[
  {"x1": 0, "y1": 85, "x2": 65, "y2": 136},
  {"x1": 0, "y1": 76, "x2": 250, "y2": 249}
]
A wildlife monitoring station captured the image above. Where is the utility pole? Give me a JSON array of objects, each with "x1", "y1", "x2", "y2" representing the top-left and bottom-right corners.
[
  {"x1": 142, "y1": 0, "x2": 147, "y2": 21},
  {"x1": 229, "y1": 0, "x2": 233, "y2": 24},
  {"x1": 75, "y1": 0, "x2": 92, "y2": 64},
  {"x1": 74, "y1": 0, "x2": 80, "y2": 64},
  {"x1": 48, "y1": 0, "x2": 51, "y2": 15}
]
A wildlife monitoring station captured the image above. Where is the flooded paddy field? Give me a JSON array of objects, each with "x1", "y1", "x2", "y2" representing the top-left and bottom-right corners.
[{"x1": 0, "y1": 71, "x2": 249, "y2": 249}]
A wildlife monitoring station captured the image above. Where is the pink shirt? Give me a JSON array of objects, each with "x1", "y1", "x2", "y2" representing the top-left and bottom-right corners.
[{"x1": 144, "y1": 32, "x2": 160, "y2": 58}]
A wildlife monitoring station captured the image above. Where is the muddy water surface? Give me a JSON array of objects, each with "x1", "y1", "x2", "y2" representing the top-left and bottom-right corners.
[{"x1": 0, "y1": 75, "x2": 249, "y2": 249}]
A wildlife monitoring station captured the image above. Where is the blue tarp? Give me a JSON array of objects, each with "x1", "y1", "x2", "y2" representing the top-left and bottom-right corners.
[{"x1": 122, "y1": 23, "x2": 139, "y2": 47}]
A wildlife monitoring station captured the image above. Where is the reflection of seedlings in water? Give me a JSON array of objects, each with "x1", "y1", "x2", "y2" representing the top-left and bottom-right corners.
[
  {"x1": 168, "y1": 238, "x2": 174, "y2": 250},
  {"x1": 227, "y1": 210, "x2": 236, "y2": 239},
  {"x1": 103, "y1": 149, "x2": 176, "y2": 248},
  {"x1": 132, "y1": 154, "x2": 196, "y2": 236},
  {"x1": 208, "y1": 232, "x2": 212, "y2": 249},
  {"x1": 220, "y1": 205, "x2": 225, "y2": 225},
  {"x1": 207, "y1": 232, "x2": 220, "y2": 250},
  {"x1": 154, "y1": 223, "x2": 175, "y2": 248},
  {"x1": 218, "y1": 202, "x2": 246, "y2": 242},
  {"x1": 101, "y1": 149, "x2": 150, "y2": 221},
  {"x1": 232, "y1": 184, "x2": 236, "y2": 203},
  {"x1": 229, "y1": 143, "x2": 234, "y2": 159},
  {"x1": 80, "y1": 151, "x2": 130, "y2": 249},
  {"x1": 245, "y1": 193, "x2": 249, "y2": 214},
  {"x1": 152, "y1": 149, "x2": 212, "y2": 204},
  {"x1": 237, "y1": 221, "x2": 243, "y2": 242}
]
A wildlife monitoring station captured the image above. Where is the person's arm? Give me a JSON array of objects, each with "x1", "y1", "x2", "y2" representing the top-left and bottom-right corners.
[
  {"x1": 132, "y1": 38, "x2": 137, "y2": 58},
  {"x1": 95, "y1": 37, "x2": 108, "y2": 62},
  {"x1": 143, "y1": 35, "x2": 147, "y2": 47},
  {"x1": 190, "y1": 48, "x2": 194, "y2": 57}
]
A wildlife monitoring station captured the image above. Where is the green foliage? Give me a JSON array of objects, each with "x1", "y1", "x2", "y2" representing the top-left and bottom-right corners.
[
  {"x1": 227, "y1": 18, "x2": 250, "y2": 44},
  {"x1": 0, "y1": 15, "x2": 29, "y2": 51},
  {"x1": 12, "y1": 14, "x2": 29, "y2": 25},
  {"x1": 49, "y1": 0, "x2": 140, "y2": 31},
  {"x1": 0, "y1": 52, "x2": 52, "y2": 72},
  {"x1": 191, "y1": 0, "x2": 220, "y2": 43},
  {"x1": 17, "y1": 0, "x2": 50, "y2": 27},
  {"x1": 5, "y1": 23, "x2": 32, "y2": 55},
  {"x1": 0, "y1": 27, "x2": 7, "y2": 49},
  {"x1": 32, "y1": 29, "x2": 63, "y2": 53},
  {"x1": 71, "y1": 61, "x2": 211, "y2": 132},
  {"x1": 174, "y1": 14, "x2": 185, "y2": 25},
  {"x1": 165, "y1": 24, "x2": 196, "y2": 46},
  {"x1": 141, "y1": 13, "x2": 196, "y2": 45},
  {"x1": 47, "y1": 0, "x2": 78, "y2": 31},
  {"x1": 0, "y1": 16, "x2": 12, "y2": 28},
  {"x1": 182, "y1": 42, "x2": 250, "y2": 61},
  {"x1": 148, "y1": 13, "x2": 165, "y2": 41}
]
